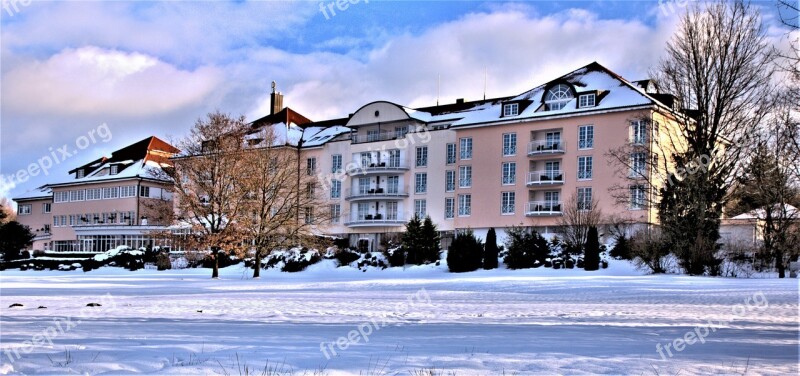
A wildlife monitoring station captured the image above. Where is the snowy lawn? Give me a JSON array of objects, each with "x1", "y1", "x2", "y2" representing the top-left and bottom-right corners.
[{"x1": 0, "y1": 261, "x2": 797, "y2": 375}]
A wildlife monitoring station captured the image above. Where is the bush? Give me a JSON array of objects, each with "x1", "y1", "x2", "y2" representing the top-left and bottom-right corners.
[
  {"x1": 609, "y1": 236, "x2": 632, "y2": 260},
  {"x1": 630, "y1": 229, "x2": 672, "y2": 274},
  {"x1": 504, "y1": 227, "x2": 550, "y2": 269},
  {"x1": 447, "y1": 230, "x2": 483, "y2": 272},
  {"x1": 385, "y1": 247, "x2": 405, "y2": 267},
  {"x1": 583, "y1": 226, "x2": 600, "y2": 271},
  {"x1": 334, "y1": 249, "x2": 361, "y2": 267},
  {"x1": 483, "y1": 228, "x2": 499, "y2": 270},
  {"x1": 156, "y1": 252, "x2": 172, "y2": 271}
]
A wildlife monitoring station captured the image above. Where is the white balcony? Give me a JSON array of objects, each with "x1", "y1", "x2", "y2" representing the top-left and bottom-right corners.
[
  {"x1": 346, "y1": 161, "x2": 409, "y2": 176},
  {"x1": 525, "y1": 201, "x2": 563, "y2": 216},
  {"x1": 527, "y1": 140, "x2": 566, "y2": 156},
  {"x1": 345, "y1": 186, "x2": 409, "y2": 201},
  {"x1": 345, "y1": 214, "x2": 407, "y2": 227},
  {"x1": 527, "y1": 170, "x2": 565, "y2": 186}
]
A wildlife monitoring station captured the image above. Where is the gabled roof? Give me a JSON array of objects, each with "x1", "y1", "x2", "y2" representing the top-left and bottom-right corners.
[
  {"x1": 12, "y1": 186, "x2": 52, "y2": 202},
  {"x1": 250, "y1": 107, "x2": 312, "y2": 129}
]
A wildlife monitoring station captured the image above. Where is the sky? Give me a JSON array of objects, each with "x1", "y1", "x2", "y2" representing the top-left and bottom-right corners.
[{"x1": 0, "y1": 0, "x2": 793, "y2": 204}]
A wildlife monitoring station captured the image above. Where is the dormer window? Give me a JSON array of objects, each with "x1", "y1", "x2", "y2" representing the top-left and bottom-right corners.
[
  {"x1": 503, "y1": 103, "x2": 519, "y2": 117},
  {"x1": 545, "y1": 84, "x2": 573, "y2": 111},
  {"x1": 76, "y1": 169, "x2": 85, "y2": 178},
  {"x1": 110, "y1": 165, "x2": 119, "y2": 175},
  {"x1": 578, "y1": 94, "x2": 596, "y2": 108}
]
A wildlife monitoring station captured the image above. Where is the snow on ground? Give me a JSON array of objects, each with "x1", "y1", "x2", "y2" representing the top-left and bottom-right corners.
[{"x1": 0, "y1": 261, "x2": 797, "y2": 375}]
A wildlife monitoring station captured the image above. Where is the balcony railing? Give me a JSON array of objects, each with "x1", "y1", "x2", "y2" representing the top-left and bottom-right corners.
[
  {"x1": 346, "y1": 161, "x2": 409, "y2": 175},
  {"x1": 527, "y1": 140, "x2": 566, "y2": 156},
  {"x1": 345, "y1": 215, "x2": 407, "y2": 226},
  {"x1": 525, "y1": 201, "x2": 563, "y2": 216},
  {"x1": 351, "y1": 132, "x2": 402, "y2": 144},
  {"x1": 345, "y1": 186, "x2": 409, "y2": 200},
  {"x1": 527, "y1": 170, "x2": 565, "y2": 186}
]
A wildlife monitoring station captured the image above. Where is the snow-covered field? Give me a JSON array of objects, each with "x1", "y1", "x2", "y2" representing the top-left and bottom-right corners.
[{"x1": 0, "y1": 261, "x2": 797, "y2": 375}]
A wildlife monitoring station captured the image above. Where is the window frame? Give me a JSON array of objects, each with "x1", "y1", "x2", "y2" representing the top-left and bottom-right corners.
[
  {"x1": 459, "y1": 165, "x2": 472, "y2": 188},
  {"x1": 459, "y1": 138, "x2": 473, "y2": 160},
  {"x1": 501, "y1": 162, "x2": 516, "y2": 185},
  {"x1": 578, "y1": 125, "x2": 594, "y2": 150},
  {"x1": 578, "y1": 156, "x2": 593, "y2": 180},
  {"x1": 415, "y1": 146, "x2": 428, "y2": 167},
  {"x1": 503, "y1": 103, "x2": 519, "y2": 117},
  {"x1": 501, "y1": 192, "x2": 515, "y2": 215},
  {"x1": 502, "y1": 133, "x2": 517, "y2": 156},
  {"x1": 578, "y1": 93, "x2": 596, "y2": 108},
  {"x1": 415, "y1": 173, "x2": 427, "y2": 194}
]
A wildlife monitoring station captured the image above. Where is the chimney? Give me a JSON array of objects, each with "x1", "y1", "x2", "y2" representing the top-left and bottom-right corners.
[
  {"x1": 270, "y1": 81, "x2": 284, "y2": 115},
  {"x1": 456, "y1": 98, "x2": 465, "y2": 104}
]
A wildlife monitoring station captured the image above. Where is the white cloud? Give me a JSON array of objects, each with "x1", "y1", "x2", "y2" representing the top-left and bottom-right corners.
[{"x1": 3, "y1": 46, "x2": 222, "y2": 116}]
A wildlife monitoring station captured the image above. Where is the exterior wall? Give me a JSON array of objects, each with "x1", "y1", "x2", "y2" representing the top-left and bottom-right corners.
[
  {"x1": 452, "y1": 110, "x2": 661, "y2": 232},
  {"x1": 14, "y1": 197, "x2": 53, "y2": 251}
]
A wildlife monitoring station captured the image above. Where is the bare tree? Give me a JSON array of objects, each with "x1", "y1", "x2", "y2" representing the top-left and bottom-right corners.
[
  {"x1": 557, "y1": 192, "x2": 603, "y2": 252},
  {"x1": 238, "y1": 126, "x2": 333, "y2": 278},
  {"x1": 612, "y1": 1, "x2": 774, "y2": 274},
  {"x1": 159, "y1": 111, "x2": 251, "y2": 279}
]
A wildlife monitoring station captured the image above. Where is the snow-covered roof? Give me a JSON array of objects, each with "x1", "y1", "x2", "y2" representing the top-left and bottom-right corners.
[
  {"x1": 48, "y1": 159, "x2": 167, "y2": 187},
  {"x1": 730, "y1": 204, "x2": 799, "y2": 220},
  {"x1": 12, "y1": 186, "x2": 52, "y2": 201}
]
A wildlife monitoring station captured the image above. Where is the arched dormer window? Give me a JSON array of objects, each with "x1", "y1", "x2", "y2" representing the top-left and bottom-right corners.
[{"x1": 545, "y1": 83, "x2": 573, "y2": 111}]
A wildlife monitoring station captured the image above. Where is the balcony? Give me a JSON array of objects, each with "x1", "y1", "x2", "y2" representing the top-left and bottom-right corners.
[
  {"x1": 346, "y1": 161, "x2": 409, "y2": 176},
  {"x1": 527, "y1": 170, "x2": 565, "y2": 186},
  {"x1": 351, "y1": 132, "x2": 402, "y2": 144},
  {"x1": 525, "y1": 201, "x2": 563, "y2": 216},
  {"x1": 346, "y1": 187, "x2": 409, "y2": 201},
  {"x1": 345, "y1": 214, "x2": 407, "y2": 227},
  {"x1": 527, "y1": 140, "x2": 566, "y2": 157}
]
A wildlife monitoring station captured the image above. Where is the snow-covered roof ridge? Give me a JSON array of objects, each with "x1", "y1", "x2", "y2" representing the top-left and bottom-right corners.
[
  {"x1": 12, "y1": 186, "x2": 52, "y2": 201},
  {"x1": 730, "y1": 204, "x2": 799, "y2": 220}
]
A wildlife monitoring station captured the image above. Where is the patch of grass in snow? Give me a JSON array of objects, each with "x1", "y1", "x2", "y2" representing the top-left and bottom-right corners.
[{"x1": 216, "y1": 354, "x2": 329, "y2": 376}]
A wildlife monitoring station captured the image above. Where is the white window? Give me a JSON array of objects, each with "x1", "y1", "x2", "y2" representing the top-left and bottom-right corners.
[
  {"x1": 53, "y1": 215, "x2": 59, "y2": 227},
  {"x1": 414, "y1": 199, "x2": 427, "y2": 218},
  {"x1": 578, "y1": 125, "x2": 594, "y2": 149},
  {"x1": 331, "y1": 180, "x2": 341, "y2": 199},
  {"x1": 578, "y1": 94, "x2": 596, "y2": 108},
  {"x1": 358, "y1": 177, "x2": 370, "y2": 195},
  {"x1": 42, "y1": 203, "x2": 51, "y2": 214},
  {"x1": 503, "y1": 133, "x2": 517, "y2": 156},
  {"x1": 388, "y1": 150, "x2": 401, "y2": 167},
  {"x1": 330, "y1": 204, "x2": 341, "y2": 224},
  {"x1": 630, "y1": 185, "x2": 646, "y2": 209},
  {"x1": 416, "y1": 146, "x2": 428, "y2": 167},
  {"x1": 446, "y1": 143, "x2": 456, "y2": 164},
  {"x1": 69, "y1": 215, "x2": 76, "y2": 226},
  {"x1": 503, "y1": 103, "x2": 519, "y2": 117},
  {"x1": 631, "y1": 120, "x2": 648, "y2": 145},
  {"x1": 458, "y1": 194, "x2": 472, "y2": 216},
  {"x1": 101, "y1": 187, "x2": 117, "y2": 199},
  {"x1": 54, "y1": 191, "x2": 69, "y2": 203},
  {"x1": 577, "y1": 187, "x2": 593, "y2": 211},
  {"x1": 415, "y1": 173, "x2": 427, "y2": 194},
  {"x1": 460, "y1": 138, "x2": 473, "y2": 160},
  {"x1": 630, "y1": 152, "x2": 647, "y2": 177},
  {"x1": 445, "y1": 197, "x2": 455, "y2": 219},
  {"x1": 18, "y1": 204, "x2": 31, "y2": 215},
  {"x1": 367, "y1": 129, "x2": 380, "y2": 142},
  {"x1": 357, "y1": 203, "x2": 369, "y2": 220},
  {"x1": 306, "y1": 182, "x2": 315, "y2": 199},
  {"x1": 545, "y1": 191, "x2": 560, "y2": 205},
  {"x1": 445, "y1": 170, "x2": 455, "y2": 192},
  {"x1": 331, "y1": 154, "x2": 342, "y2": 173},
  {"x1": 110, "y1": 165, "x2": 119, "y2": 175},
  {"x1": 386, "y1": 202, "x2": 399, "y2": 220},
  {"x1": 306, "y1": 157, "x2": 317, "y2": 175},
  {"x1": 360, "y1": 152, "x2": 372, "y2": 168},
  {"x1": 304, "y1": 207, "x2": 313, "y2": 224},
  {"x1": 545, "y1": 132, "x2": 561, "y2": 148},
  {"x1": 545, "y1": 84, "x2": 573, "y2": 111},
  {"x1": 120, "y1": 186, "x2": 137, "y2": 198},
  {"x1": 76, "y1": 169, "x2": 85, "y2": 179},
  {"x1": 502, "y1": 162, "x2": 516, "y2": 185},
  {"x1": 394, "y1": 126, "x2": 408, "y2": 139},
  {"x1": 139, "y1": 186, "x2": 150, "y2": 198},
  {"x1": 387, "y1": 176, "x2": 400, "y2": 194},
  {"x1": 60, "y1": 215, "x2": 67, "y2": 226},
  {"x1": 578, "y1": 156, "x2": 593, "y2": 180},
  {"x1": 501, "y1": 192, "x2": 515, "y2": 215},
  {"x1": 459, "y1": 166, "x2": 472, "y2": 188}
]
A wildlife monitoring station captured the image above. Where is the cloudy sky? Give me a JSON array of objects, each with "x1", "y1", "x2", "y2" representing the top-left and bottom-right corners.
[{"x1": 0, "y1": 0, "x2": 792, "y2": 202}]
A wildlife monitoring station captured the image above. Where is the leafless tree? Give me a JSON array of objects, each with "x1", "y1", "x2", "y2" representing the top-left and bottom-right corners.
[
  {"x1": 157, "y1": 111, "x2": 251, "y2": 278},
  {"x1": 238, "y1": 126, "x2": 333, "y2": 278},
  {"x1": 557, "y1": 193, "x2": 603, "y2": 251}
]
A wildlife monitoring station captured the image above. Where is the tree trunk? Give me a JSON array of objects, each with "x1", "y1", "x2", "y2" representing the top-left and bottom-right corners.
[
  {"x1": 211, "y1": 247, "x2": 220, "y2": 279},
  {"x1": 777, "y1": 249, "x2": 786, "y2": 278},
  {"x1": 253, "y1": 250, "x2": 262, "y2": 279}
]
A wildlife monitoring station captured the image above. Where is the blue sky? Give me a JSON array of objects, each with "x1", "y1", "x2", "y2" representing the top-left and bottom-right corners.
[{"x1": 0, "y1": 0, "x2": 792, "y2": 203}]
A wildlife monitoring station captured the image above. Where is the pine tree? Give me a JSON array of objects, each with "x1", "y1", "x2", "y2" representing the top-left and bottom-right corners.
[
  {"x1": 483, "y1": 228, "x2": 499, "y2": 269},
  {"x1": 583, "y1": 226, "x2": 600, "y2": 271},
  {"x1": 447, "y1": 230, "x2": 483, "y2": 272},
  {"x1": 401, "y1": 215, "x2": 423, "y2": 265},
  {"x1": 419, "y1": 216, "x2": 442, "y2": 264},
  {"x1": 0, "y1": 221, "x2": 35, "y2": 261}
]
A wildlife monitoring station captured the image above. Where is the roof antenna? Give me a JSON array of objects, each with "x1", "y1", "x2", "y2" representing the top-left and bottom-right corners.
[
  {"x1": 436, "y1": 73, "x2": 440, "y2": 106},
  {"x1": 483, "y1": 67, "x2": 487, "y2": 100}
]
